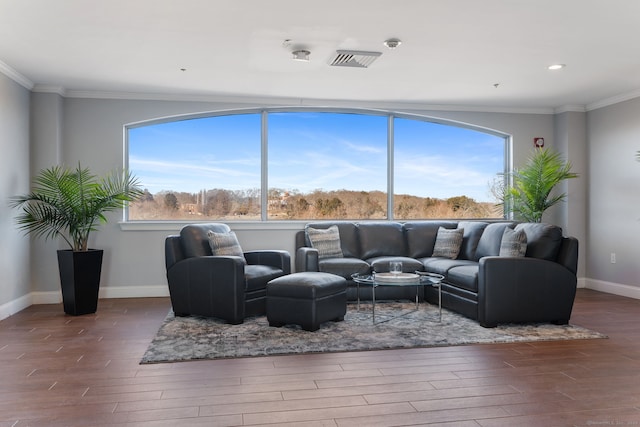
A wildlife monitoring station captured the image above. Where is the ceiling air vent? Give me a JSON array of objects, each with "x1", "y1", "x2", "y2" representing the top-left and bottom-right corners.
[{"x1": 330, "y1": 50, "x2": 382, "y2": 68}]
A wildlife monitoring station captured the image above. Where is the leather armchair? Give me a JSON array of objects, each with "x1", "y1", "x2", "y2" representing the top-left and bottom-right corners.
[{"x1": 165, "y1": 223, "x2": 291, "y2": 324}]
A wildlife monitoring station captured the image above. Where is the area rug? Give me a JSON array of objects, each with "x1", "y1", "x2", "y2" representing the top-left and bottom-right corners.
[{"x1": 140, "y1": 302, "x2": 607, "y2": 364}]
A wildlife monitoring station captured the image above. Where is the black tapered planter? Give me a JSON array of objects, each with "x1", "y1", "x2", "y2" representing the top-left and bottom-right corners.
[{"x1": 57, "y1": 249, "x2": 104, "y2": 315}]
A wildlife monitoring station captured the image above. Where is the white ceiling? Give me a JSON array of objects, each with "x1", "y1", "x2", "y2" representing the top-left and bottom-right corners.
[{"x1": 2, "y1": 0, "x2": 640, "y2": 111}]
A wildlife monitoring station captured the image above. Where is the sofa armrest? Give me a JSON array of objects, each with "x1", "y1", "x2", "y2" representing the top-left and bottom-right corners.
[
  {"x1": 166, "y1": 256, "x2": 247, "y2": 322},
  {"x1": 295, "y1": 247, "x2": 319, "y2": 272},
  {"x1": 244, "y1": 250, "x2": 291, "y2": 274},
  {"x1": 477, "y1": 256, "x2": 577, "y2": 327}
]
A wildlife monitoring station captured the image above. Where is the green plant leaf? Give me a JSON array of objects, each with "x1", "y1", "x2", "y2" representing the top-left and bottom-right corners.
[
  {"x1": 500, "y1": 148, "x2": 578, "y2": 222},
  {"x1": 10, "y1": 164, "x2": 143, "y2": 251}
]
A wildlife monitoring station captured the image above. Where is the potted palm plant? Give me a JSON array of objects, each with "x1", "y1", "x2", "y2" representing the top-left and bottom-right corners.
[
  {"x1": 498, "y1": 147, "x2": 578, "y2": 223},
  {"x1": 10, "y1": 164, "x2": 143, "y2": 315}
]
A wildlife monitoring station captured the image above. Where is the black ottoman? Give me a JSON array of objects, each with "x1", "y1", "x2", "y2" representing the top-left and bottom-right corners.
[{"x1": 267, "y1": 272, "x2": 347, "y2": 332}]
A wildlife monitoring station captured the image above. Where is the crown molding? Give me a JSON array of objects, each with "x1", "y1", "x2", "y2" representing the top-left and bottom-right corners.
[
  {"x1": 25, "y1": 85, "x2": 640, "y2": 115},
  {"x1": 32, "y1": 84, "x2": 66, "y2": 96},
  {"x1": 586, "y1": 89, "x2": 640, "y2": 111},
  {"x1": 62, "y1": 89, "x2": 556, "y2": 115},
  {"x1": 0, "y1": 60, "x2": 33, "y2": 90},
  {"x1": 554, "y1": 105, "x2": 587, "y2": 114}
]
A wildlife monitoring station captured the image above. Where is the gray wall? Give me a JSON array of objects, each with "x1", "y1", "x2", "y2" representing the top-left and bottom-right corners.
[
  {"x1": 0, "y1": 73, "x2": 31, "y2": 314},
  {"x1": 587, "y1": 98, "x2": 640, "y2": 296},
  {"x1": 554, "y1": 111, "x2": 588, "y2": 279},
  {"x1": 28, "y1": 95, "x2": 565, "y2": 298},
  {"x1": 19, "y1": 90, "x2": 639, "y2": 305}
]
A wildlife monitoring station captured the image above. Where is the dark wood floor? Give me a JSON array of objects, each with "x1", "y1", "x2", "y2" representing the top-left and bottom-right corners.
[{"x1": 1, "y1": 289, "x2": 639, "y2": 427}]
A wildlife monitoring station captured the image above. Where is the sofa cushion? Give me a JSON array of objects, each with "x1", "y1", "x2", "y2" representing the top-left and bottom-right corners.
[
  {"x1": 447, "y1": 265, "x2": 479, "y2": 293},
  {"x1": 514, "y1": 223, "x2": 563, "y2": 261},
  {"x1": 305, "y1": 222, "x2": 360, "y2": 258},
  {"x1": 306, "y1": 225, "x2": 343, "y2": 260},
  {"x1": 318, "y1": 257, "x2": 371, "y2": 279},
  {"x1": 499, "y1": 228, "x2": 527, "y2": 257},
  {"x1": 420, "y1": 257, "x2": 478, "y2": 276},
  {"x1": 457, "y1": 221, "x2": 489, "y2": 260},
  {"x1": 207, "y1": 230, "x2": 246, "y2": 262},
  {"x1": 432, "y1": 227, "x2": 464, "y2": 259},
  {"x1": 475, "y1": 222, "x2": 515, "y2": 259},
  {"x1": 404, "y1": 221, "x2": 457, "y2": 258},
  {"x1": 358, "y1": 222, "x2": 406, "y2": 259}
]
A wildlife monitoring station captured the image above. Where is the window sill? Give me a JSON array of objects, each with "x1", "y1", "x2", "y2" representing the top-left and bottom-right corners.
[{"x1": 118, "y1": 220, "x2": 309, "y2": 232}]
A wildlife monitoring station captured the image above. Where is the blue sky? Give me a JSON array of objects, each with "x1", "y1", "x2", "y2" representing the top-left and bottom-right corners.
[{"x1": 128, "y1": 112, "x2": 504, "y2": 202}]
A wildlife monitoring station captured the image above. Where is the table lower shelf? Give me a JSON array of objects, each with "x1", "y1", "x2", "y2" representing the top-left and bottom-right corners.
[{"x1": 354, "y1": 282, "x2": 442, "y2": 324}]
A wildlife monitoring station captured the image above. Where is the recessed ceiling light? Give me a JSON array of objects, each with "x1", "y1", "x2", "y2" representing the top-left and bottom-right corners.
[{"x1": 548, "y1": 64, "x2": 566, "y2": 70}]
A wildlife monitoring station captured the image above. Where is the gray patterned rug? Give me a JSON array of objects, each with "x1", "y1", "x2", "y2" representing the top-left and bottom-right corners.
[{"x1": 140, "y1": 302, "x2": 606, "y2": 364}]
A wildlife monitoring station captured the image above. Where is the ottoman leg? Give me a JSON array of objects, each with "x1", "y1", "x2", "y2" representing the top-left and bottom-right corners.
[{"x1": 302, "y1": 323, "x2": 319, "y2": 332}]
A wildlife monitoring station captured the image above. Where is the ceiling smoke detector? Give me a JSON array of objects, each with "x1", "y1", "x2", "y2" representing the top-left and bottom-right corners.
[
  {"x1": 292, "y1": 50, "x2": 310, "y2": 61},
  {"x1": 383, "y1": 38, "x2": 402, "y2": 49},
  {"x1": 329, "y1": 50, "x2": 382, "y2": 68}
]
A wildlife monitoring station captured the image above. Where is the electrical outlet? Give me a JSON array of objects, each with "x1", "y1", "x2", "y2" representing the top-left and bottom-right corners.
[{"x1": 611, "y1": 253, "x2": 616, "y2": 264}]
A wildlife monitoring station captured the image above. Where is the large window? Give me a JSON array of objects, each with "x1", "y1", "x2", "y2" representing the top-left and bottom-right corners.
[
  {"x1": 393, "y1": 118, "x2": 504, "y2": 219},
  {"x1": 128, "y1": 113, "x2": 261, "y2": 220},
  {"x1": 127, "y1": 110, "x2": 507, "y2": 221},
  {"x1": 268, "y1": 112, "x2": 388, "y2": 220}
]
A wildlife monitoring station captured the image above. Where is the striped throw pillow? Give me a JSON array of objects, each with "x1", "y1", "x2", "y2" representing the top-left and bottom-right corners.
[
  {"x1": 306, "y1": 225, "x2": 344, "y2": 260},
  {"x1": 499, "y1": 228, "x2": 527, "y2": 257},
  {"x1": 432, "y1": 227, "x2": 464, "y2": 259},
  {"x1": 207, "y1": 230, "x2": 246, "y2": 263}
]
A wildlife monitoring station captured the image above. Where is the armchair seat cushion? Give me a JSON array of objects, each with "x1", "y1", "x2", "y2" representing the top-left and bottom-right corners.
[{"x1": 245, "y1": 264, "x2": 286, "y2": 292}]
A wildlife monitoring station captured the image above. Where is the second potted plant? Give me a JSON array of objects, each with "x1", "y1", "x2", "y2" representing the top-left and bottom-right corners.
[{"x1": 498, "y1": 147, "x2": 578, "y2": 223}]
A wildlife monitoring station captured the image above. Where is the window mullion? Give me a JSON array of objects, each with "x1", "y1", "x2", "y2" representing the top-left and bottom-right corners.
[
  {"x1": 261, "y1": 110, "x2": 268, "y2": 221},
  {"x1": 388, "y1": 114, "x2": 394, "y2": 220}
]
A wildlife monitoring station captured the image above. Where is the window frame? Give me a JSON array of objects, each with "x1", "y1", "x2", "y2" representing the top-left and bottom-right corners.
[{"x1": 123, "y1": 107, "x2": 511, "y2": 223}]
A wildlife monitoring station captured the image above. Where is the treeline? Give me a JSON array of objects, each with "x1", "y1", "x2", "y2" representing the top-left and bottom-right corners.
[
  {"x1": 130, "y1": 188, "x2": 261, "y2": 220},
  {"x1": 129, "y1": 188, "x2": 501, "y2": 220}
]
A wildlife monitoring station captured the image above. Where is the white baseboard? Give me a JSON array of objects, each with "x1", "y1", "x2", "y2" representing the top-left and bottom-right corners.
[
  {"x1": 584, "y1": 278, "x2": 640, "y2": 300},
  {"x1": 32, "y1": 291, "x2": 62, "y2": 305},
  {"x1": 577, "y1": 277, "x2": 587, "y2": 288},
  {"x1": 98, "y1": 285, "x2": 170, "y2": 299},
  {"x1": 0, "y1": 285, "x2": 169, "y2": 321},
  {"x1": 0, "y1": 293, "x2": 33, "y2": 321}
]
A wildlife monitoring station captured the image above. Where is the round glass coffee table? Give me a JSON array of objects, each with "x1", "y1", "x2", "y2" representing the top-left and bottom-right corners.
[{"x1": 351, "y1": 272, "x2": 444, "y2": 323}]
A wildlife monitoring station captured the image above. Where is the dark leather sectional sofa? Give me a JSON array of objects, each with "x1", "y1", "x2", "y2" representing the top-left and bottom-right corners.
[{"x1": 295, "y1": 221, "x2": 578, "y2": 327}]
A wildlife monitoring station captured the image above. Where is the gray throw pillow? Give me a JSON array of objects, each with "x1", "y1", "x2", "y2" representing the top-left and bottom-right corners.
[
  {"x1": 306, "y1": 225, "x2": 344, "y2": 260},
  {"x1": 207, "y1": 230, "x2": 246, "y2": 263},
  {"x1": 499, "y1": 227, "x2": 527, "y2": 257},
  {"x1": 432, "y1": 227, "x2": 464, "y2": 259}
]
